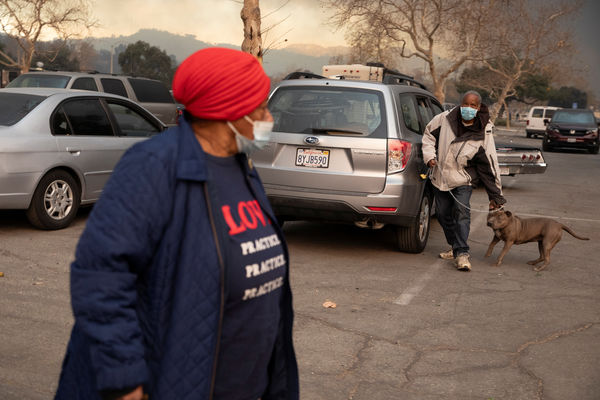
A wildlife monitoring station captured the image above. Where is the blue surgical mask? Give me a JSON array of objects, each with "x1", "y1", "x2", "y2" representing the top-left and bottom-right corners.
[
  {"x1": 227, "y1": 116, "x2": 273, "y2": 154},
  {"x1": 460, "y1": 106, "x2": 478, "y2": 121}
]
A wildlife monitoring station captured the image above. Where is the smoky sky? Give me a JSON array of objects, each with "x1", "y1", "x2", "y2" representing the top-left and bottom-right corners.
[
  {"x1": 89, "y1": 0, "x2": 599, "y2": 101},
  {"x1": 574, "y1": 0, "x2": 600, "y2": 102}
]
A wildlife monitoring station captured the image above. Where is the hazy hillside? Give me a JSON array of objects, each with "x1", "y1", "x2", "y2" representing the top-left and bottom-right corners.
[
  {"x1": 81, "y1": 29, "x2": 430, "y2": 79},
  {"x1": 85, "y1": 29, "x2": 344, "y2": 77}
]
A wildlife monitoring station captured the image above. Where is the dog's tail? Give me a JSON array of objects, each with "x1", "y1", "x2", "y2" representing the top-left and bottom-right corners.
[{"x1": 561, "y1": 225, "x2": 590, "y2": 240}]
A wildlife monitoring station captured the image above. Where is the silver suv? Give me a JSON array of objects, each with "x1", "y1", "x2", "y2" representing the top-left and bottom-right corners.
[
  {"x1": 253, "y1": 65, "x2": 443, "y2": 252},
  {"x1": 7, "y1": 71, "x2": 178, "y2": 125}
]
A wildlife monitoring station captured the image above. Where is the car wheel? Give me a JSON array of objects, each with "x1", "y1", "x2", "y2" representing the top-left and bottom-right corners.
[
  {"x1": 526, "y1": 132, "x2": 532, "y2": 138},
  {"x1": 542, "y1": 138, "x2": 552, "y2": 152},
  {"x1": 26, "y1": 170, "x2": 81, "y2": 230},
  {"x1": 394, "y1": 191, "x2": 431, "y2": 253},
  {"x1": 274, "y1": 215, "x2": 286, "y2": 228},
  {"x1": 589, "y1": 144, "x2": 599, "y2": 155}
]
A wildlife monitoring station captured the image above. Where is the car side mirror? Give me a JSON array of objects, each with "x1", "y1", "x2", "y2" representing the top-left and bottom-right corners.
[{"x1": 543, "y1": 118, "x2": 550, "y2": 125}]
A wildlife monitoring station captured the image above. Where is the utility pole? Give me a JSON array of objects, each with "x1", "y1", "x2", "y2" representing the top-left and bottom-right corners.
[
  {"x1": 241, "y1": 0, "x2": 263, "y2": 63},
  {"x1": 110, "y1": 45, "x2": 114, "y2": 74}
]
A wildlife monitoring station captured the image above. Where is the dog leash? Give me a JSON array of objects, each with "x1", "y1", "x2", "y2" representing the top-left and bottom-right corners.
[{"x1": 426, "y1": 166, "x2": 504, "y2": 214}]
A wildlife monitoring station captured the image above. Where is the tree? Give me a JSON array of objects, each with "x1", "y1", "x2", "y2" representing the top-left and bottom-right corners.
[
  {"x1": 0, "y1": 0, "x2": 94, "y2": 73},
  {"x1": 75, "y1": 41, "x2": 98, "y2": 71},
  {"x1": 455, "y1": 65, "x2": 497, "y2": 104},
  {"x1": 32, "y1": 40, "x2": 80, "y2": 71},
  {"x1": 323, "y1": 0, "x2": 494, "y2": 102},
  {"x1": 117, "y1": 41, "x2": 175, "y2": 84},
  {"x1": 241, "y1": 0, "x2": 263, "y2": 62},
  {"x1": 548, "y1": 86, "x2": 587, "y2": 109},
  {"x1": 345, "y1": 18, "x2": 398, "y2": 69},
  {"x1": 514, "y1": 73, "x2": 552, "y2": 104},
  {"x1": 475, "y1": 0, "x2": 581, "y2": 121}
]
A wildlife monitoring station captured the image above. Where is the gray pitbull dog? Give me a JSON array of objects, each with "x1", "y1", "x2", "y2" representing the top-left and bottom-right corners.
[{"x1": 485, "y1": 209, "x2": 589, "y2": 271}]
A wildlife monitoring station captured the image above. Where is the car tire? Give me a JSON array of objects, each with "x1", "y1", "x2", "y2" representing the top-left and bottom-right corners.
[
  {"x1": 589, "y1": 144, "x2": 599, "y2": 155},
  {"x1": 526, "y1": 131, "x2": 532, "y2": 138},
  {"x1": 394, "y1": 191, "x2": 431, "y2": 253},
  {"x1": 26, "y1": 170, "x2": 81, "y2": 230},
  {"x1": 274, "y1": 215, "x2": 286, "y2": 228},
  {"x1": 542, "y1": 138, "x2": 552, "y2": 152}
]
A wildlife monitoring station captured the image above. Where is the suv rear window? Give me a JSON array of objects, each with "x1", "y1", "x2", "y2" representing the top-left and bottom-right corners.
[
  {"x1": 128, "y1": 78, "x2": 174, "y2": 103},
  {"x1": 269, "y1": 86, "x2": 387, "y2": 138},
  {"x1": 531, "y1": 108, "x2": 543, "y2": 118},
  {"x1": 0, "y1": 93, "x2": 46, "y2": 126},
  {"x1": 544, "y1": 109, "x2": 556, "y2": 118},
  {"x1": 7, "y1": 74, "x2": 70, "y2": 89}
]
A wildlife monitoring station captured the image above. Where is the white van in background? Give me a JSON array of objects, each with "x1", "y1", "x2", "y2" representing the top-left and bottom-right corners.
[{"x1": 525, "y1": 106, "x2": 560, "y2": 138}]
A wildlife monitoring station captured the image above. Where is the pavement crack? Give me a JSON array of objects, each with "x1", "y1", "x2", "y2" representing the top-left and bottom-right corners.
[
  {"x1": 512, "y1": 322, "x2": 596, "y2": 400},
  {"x1": 513, "y1": 322, "x2": 595, "y2": 359},
  {"x1": 295, "y1": 311, "x2": 397, "y2": 345},
  {"x1": 342, "y1": 337, "x2": 373, "y2": 399}
]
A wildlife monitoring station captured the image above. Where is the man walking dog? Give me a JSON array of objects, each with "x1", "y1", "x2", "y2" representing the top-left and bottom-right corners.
[{"x1": 422, "y1": 90, "x2": 506, "y2": 271}]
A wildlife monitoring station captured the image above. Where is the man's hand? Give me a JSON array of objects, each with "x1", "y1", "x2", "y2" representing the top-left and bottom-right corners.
[
  {"x1": 427, "y1": 159, "x2": 437, "y2": 168},
  {"x1": 489, "y1": 199, "x2": 502, "y2": 210},
  {"x1": 116, "y1": 386, "x2": 144, "y2": 400}
]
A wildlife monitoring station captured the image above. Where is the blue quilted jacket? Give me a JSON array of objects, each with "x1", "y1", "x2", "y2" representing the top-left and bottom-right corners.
[{"x1": 55, "y1": 118, "x2": 299, "y2": 400}]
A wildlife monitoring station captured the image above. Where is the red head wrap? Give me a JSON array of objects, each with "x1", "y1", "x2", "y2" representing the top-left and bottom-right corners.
[{"x1": 172, "y1": 47, "x2": 270, "y2": 121}]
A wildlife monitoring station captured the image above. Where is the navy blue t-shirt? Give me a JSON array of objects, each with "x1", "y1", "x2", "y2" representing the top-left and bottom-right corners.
[{"x1": 207, "y1": 154, "x2": 286, "y2": 400}]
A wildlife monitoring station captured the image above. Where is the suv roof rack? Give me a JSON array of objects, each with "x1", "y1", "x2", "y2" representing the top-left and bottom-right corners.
[
  {"x1": 316, "y1": 62, "x2": 427, "y2": 90},
  {"x1": 283, "y1": 71, "x2": 326, "y2": 80},
  {"x1": 369, "y1": 63, "x2": 427, "y2": 90}
]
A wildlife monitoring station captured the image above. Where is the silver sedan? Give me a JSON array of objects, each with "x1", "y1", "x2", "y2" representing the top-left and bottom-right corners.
[{"x1": 0, "y1": 88, "x2": 166, "y2": 229}]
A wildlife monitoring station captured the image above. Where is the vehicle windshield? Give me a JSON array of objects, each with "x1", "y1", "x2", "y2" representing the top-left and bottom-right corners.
[
  {"x1": 0, "y1": 93, "x2": 46, "y2": 125},
  {"x1": 7, "y1": 74, "x2": 70, "y2": 89},
  {"x1": 269, "y1": 86, "x2": 387, "y2": 138},
  {"x1": 552, "y1": 111, "x2": 595, "y2": 125}
]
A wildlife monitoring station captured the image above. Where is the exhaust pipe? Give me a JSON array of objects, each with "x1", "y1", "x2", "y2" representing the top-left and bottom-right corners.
[{"x1": 354, "y1": 219, "x2": 385, "y2": 230}]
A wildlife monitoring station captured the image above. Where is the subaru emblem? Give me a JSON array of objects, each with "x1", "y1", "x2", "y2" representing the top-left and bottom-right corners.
[
  {"x1": 570, "y1": 129, "x2": 575, "y2": 134},
  {"x1": 304, "y1": 136, "x2": 319, "y2": 145}
]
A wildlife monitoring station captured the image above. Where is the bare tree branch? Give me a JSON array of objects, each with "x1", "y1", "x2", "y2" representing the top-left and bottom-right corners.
[
  {"x1": 0, "y1": 0, "x2": 95, "y2": 72},
  {"x1": 323, "y1": 0, "x2": 490, "y2": 102}
]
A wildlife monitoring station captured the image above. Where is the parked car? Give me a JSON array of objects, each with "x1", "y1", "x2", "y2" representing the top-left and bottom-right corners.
[
  {"x1": 7, "y1": 71, "x2": 178, "y2": 126},
  {"x1": 442, "y1": 102, "x2": 457, "y2": 111},
  {"x1": 253, "y1": 65, "x2": 441, "y2": 253},
  {"x1": 525, "y1": 106, "x2": 560, "y2": 138},
  {"x1": 494, "y1": 142, "x2": 546, "y2": 175},
  {"x1": 0, "y1": 88, "x2": 167, "y2": 229},
  {"x1": 542, "y1": 108, "x2": 599, "y2": 154}
]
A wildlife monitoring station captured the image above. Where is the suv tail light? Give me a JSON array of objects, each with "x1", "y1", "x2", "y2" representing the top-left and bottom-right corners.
[{"x1": 387, "y1": 139, "x2": 412, "y2": 173}]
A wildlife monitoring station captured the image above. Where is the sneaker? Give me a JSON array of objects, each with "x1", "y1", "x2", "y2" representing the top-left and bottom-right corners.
[
  {"x1": 455, "y1": 254, "x2": 472, "y2": 271},
  {"x1": 439, "y1": 249, "x2": 454, "y2": 260}
]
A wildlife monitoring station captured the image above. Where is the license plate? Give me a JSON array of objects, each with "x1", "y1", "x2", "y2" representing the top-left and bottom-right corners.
[
  {"x1": 567, "y1": 138, "x2": 576, "y2": 143},
  {"x1": 500, "y1": 167, "x2": 510, "y2": 175},
  {"x1": 295, "y1": 148, "x2": 330, "y2": 168}
]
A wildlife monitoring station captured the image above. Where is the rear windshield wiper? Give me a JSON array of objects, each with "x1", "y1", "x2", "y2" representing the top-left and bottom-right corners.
[{"x1": 310, "y1": 128, "x2": 366, "y2": 136}]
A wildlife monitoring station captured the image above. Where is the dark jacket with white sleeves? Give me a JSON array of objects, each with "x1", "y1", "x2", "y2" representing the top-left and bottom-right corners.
[{"x1": 422, "y1": 104, "x2": 506, "y2": 205}]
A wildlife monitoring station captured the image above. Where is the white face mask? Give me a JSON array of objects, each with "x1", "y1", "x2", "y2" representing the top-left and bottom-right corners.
[
  {"x1": 244, "y1": 115, "x2": 274, "y2": 143},
  {"x1": 227, "y1": 116, "x2": 273, "y2": 155}
]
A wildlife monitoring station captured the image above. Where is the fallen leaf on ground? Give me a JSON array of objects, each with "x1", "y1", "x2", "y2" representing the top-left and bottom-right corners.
[{"x1": 322, "y1": 300, "x2": 337, "y2": 308}]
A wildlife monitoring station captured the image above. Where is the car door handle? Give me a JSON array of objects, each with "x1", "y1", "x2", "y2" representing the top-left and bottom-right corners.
[{"x1": 66, "y1": 147, "x2": 81, "y2": 155}]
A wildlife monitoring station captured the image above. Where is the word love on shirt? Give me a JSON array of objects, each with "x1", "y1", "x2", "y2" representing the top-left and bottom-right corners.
[{"x1": 222, "y1": 200, "x2": 271, "y2": 236}]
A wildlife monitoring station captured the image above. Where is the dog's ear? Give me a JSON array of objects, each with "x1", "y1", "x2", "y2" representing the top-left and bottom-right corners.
[{"x1": 505, "y1": 211, "x2": 512, "y2": 217}]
